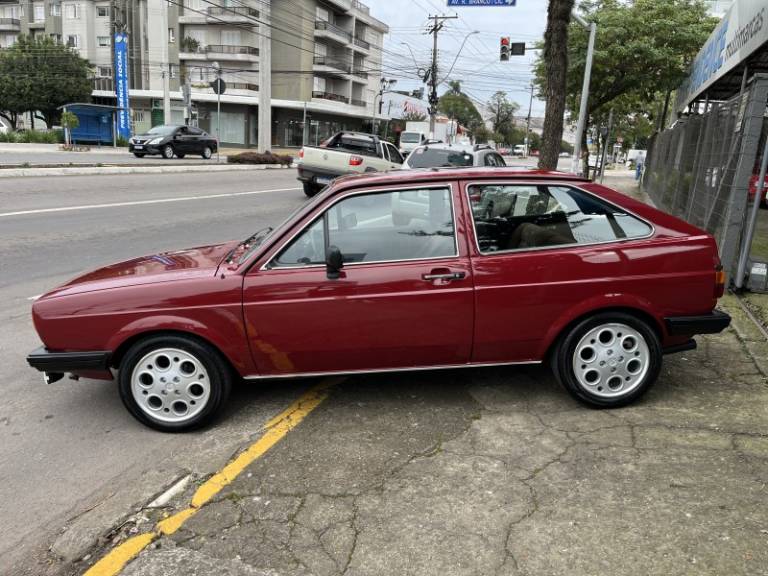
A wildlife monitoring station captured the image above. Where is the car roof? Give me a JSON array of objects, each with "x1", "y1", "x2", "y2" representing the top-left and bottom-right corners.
[{"x1": 331, "y1": 167, "x2": 589, "y2": 193}]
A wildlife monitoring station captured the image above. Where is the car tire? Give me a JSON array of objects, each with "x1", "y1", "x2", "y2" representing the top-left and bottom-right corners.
[
  {"x1": 303, "y1": 182, "x2": 320, "y2": 198},
  {"x1": 118, "y1": 334, "x2": 233, "y2": 432},
  {"x1": 551, "y1": 312, "x2": 662, "y2": 408},
  {"x1": 133, "y1": 152, "x2": 145, "y2": 158},
  {"x1": 162, "y1": 145, "x2": 175, "y2": 159},
  {"x1": 202, "y1": 146, "x2": 212, "y2": 159}
]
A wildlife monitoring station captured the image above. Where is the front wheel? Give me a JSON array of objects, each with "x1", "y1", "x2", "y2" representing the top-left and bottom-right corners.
[
  {"x1": 201, "y1": 146, "x2": 212, "y2": 159},
  {"x1": 162, "y1": 145, "x2": 175, "y2": 159},
  {"x1": 551, "y1": 312, "x2": 662, "y2": 408},
  {"x1": 118, "y1": 334, "x2": 232, "y2": 432}
]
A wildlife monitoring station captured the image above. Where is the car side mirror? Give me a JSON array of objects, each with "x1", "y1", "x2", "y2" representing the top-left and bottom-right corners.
[{"x1": 326, "y1": 245, "x2": 344, "y2": 280}]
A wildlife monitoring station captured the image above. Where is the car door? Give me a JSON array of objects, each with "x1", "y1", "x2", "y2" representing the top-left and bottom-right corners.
[
  {"x1": 241, "y1": 183, "x2": 474, "y2": 376},
  {"x1": 462, "y1": 180, "x2": 655, "y2": 363},
  {"x1": 385, "y1": 143, "x2": 404, "y2": 170},
  {"x1": 174, "y1": 126, "x2": 191, "y2": 153},
  {"x1": 185, "y1": 126, "x2": 203, "y2": 153}
]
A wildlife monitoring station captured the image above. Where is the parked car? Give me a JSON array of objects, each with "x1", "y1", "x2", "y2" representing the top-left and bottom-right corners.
[
  {"x1": 129, "y1": 125, "x2": 217, "y2": 159},
  {"x1": 27, "y1": 167, "x2": 730, "y2": 431},
  {"x1": 403, "y1": 143, "x2": 507, "y2": 169},
  {"x1": 512, "y1": 144, "x2": 527, "y2": 156},
  {"x1": 748, "y1": 172, "x2": 768, "y2": 208},
  {"x1": 297, "y1": 131, "x2": 403, "y2": 197}
]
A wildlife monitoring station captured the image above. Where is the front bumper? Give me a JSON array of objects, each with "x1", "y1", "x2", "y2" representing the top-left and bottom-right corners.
[
  {"x1": 27, "y1": 346, "x2": 111, "y2": 379},
  {"x1": 665, "y1": 310, "x2": 731, "y2": 336},
  {"x1": 129, "y1": 143, "x2": 161, "y2": 155}
]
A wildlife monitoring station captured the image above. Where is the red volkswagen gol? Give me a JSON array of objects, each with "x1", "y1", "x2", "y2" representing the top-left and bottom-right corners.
[{"x1": 27, "y1": 168, "x2": 730, "y2": 431}]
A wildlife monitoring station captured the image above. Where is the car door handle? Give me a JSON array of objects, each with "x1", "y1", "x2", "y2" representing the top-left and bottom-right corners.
[{"x1": 422, "y1": 271, "x2": 466, "y2": 281}]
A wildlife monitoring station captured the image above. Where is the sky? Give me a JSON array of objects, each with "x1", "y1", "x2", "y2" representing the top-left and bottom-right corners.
[{"x1": 368, "y1": 0, "x2": 549, "y2": 117}]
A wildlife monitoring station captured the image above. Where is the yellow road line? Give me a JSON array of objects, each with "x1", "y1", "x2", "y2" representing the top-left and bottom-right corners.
[{"x1": 84, "y1": 378, "x2": 340, "y2": 576}]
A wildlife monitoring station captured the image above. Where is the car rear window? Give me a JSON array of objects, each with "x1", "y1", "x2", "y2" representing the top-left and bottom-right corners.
[
  {"x1": 328, "y1": 136, "x2": 378, "y2": 157},
  {"x1": 407, "y1": 147, "x2": 474, "y2": 168},
  {"x1": 467, "y1": 184, "x2": 653, "y2": 253},
  {"x1": 400, "y1": 132, "x2": 422, "y2": 143}
]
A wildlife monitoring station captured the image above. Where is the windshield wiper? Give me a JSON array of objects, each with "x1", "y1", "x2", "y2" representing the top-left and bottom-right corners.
[{"x1": 226, "y1": 227, "x2": 273, "y2": 264}]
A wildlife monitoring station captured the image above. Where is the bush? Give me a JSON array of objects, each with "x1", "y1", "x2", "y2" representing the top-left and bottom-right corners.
[
  {"x1": 0, "y1": 129, "x2": 63, "y2": 143},
  {"x1": 227, "y1": 151, "x2": 294, "y2": 166}
]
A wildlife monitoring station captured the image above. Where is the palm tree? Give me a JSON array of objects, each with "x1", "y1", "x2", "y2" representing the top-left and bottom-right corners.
[{"x1": 539, "y1": 0, "x2": 575, "y2": 170}]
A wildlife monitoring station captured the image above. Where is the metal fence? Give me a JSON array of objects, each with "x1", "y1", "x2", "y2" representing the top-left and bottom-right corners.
[{"x1": 643, "y1": 74, "x2": 768, "y2": 285}]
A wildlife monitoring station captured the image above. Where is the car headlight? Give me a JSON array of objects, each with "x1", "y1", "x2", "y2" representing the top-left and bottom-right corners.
[{"x1": 147, "y1": 137, "x2": 163, "y2": 145}]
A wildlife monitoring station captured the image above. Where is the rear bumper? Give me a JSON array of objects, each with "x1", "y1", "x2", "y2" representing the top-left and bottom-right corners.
[
  {"x1": 665, "y1": 310, "x2": 731, "y2": 336},
  {"x1": 297, "y1": 165, "x2": 344, "y2": 185},
  {"x1": 27, "y1": 346, "x2": 111, "y2": 373}
]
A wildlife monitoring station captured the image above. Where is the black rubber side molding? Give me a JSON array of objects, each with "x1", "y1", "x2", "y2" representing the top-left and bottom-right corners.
[
  {"x1": 27, "y1": 346, "x2": 111, "y2": 373},
  {"x1": 665, "y1": 310, "x2": 731, "y2": 336}
]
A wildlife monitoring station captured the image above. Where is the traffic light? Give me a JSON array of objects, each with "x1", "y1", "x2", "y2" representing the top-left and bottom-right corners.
[{"x1": 500, "y1": 37, "x2": 510, "y2": 61}]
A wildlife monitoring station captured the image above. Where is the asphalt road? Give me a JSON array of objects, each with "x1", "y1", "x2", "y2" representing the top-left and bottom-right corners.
[
  {"x1": 0, "y1": 150, "x2": 226, "y2": 166},
  {"x1": 0, "y1": 168, "x2": 309, "y2": 574}
]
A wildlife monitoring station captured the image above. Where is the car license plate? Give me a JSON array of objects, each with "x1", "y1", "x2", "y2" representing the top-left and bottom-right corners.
[
  {"x1": 134, "y1": 145, "x2": 144, "y2": 149},
  {"x1": 316, "y1": 176, "x2": 331, "y2": 185}
]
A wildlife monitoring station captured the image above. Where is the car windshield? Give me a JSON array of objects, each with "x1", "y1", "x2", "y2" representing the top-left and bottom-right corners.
[
  {"x1": 400, "y1": 133, "x2": 421, "y2": 143},
  {"x1": 146, "y1": 125, "x2": 177, "y2": 136},
  {"x1": 407, "y1": 147, "x2": 474, "y2": 168}
]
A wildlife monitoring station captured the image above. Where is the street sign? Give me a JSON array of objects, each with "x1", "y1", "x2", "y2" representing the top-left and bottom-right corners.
[
  {"x1": 448, "y1": 0, "x2": 516, "y2": 5},
  {"x1": 210, "y1": 78, "x2": 227, "y2": 95},
  {"x1": 510, "y1": 42, "x2": 525, "y2": 56}
]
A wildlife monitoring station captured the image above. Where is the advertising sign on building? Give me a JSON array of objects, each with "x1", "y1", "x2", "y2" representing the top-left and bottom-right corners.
[
  {"x1": 114, "y1": 32, "x2": 131, "y2": 139},
  {"x1": 676, "y1": 0, "x2": 767, "y2": 112}
]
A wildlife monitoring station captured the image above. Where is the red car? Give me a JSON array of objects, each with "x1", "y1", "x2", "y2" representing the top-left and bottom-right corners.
[
  {"x1": 27, "y1": 168, "x2": 730, "y2": 431},
  {"x1": 748, "y1": 173, "x2": 768, "y2": 208}
]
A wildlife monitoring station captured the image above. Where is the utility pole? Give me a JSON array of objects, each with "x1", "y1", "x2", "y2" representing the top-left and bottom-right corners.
[
  {"x1": 525, "y1": 81, "x2": 534, "y2": 157},
  {"x1": 426, "y1": 14, "x2": 457, "y2": 139},
  {"x1": 599, "y1": 108, "x2": 613, "y2": 184},
  {"x1": 570, "y1": 13, "x2": 597, "y2": 175},
  {"x1": 212, "y1": 61, "x2": 221, "y2": 163},
  {"x1": 257, "y1": 1, "x2": 271, "y2": 152},
  {"x1": 161, "y1": 0, "x2": 171, "y2": 125}
]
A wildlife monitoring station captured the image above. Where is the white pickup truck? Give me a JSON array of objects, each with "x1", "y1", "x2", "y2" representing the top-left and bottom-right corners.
[{"x1": 297, "y1": 132, "x2": 404, "y2": 197}]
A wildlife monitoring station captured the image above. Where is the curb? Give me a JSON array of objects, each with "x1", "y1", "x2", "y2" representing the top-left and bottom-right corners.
[{"x1": 0, "y1": 164, "x2": 296, "y2": 178}]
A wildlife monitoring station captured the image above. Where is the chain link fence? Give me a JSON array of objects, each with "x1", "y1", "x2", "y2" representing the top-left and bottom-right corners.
[{"x1": 643, "y1": 74, "x2": 768, "y2": 285}]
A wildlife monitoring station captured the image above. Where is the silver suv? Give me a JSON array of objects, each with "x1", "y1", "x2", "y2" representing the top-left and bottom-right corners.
[{"x1": 402, "y1": 143, "x2": 507, "y2": 169}]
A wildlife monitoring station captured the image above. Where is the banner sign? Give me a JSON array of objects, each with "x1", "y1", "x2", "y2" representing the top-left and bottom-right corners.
[
  {"x1": 447, "y1": 0, "x2": 516, "y2": 6},
  {"x1": 114, "y1": 32, "x2": 131, "y2": 139},
  {"x1": 676, "y1": 0, "x2": 767, "y2": 112}
]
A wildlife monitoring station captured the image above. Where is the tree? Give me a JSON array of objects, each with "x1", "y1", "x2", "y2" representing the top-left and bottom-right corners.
[
  {"x1": 0, "y1": 35, "x2": 92, "y2": 128},
  {"x1": 535, "y1": 0, "x2": 717, "y2": 175},
  {"x1": 437, "y1": 80, "x2": 483, "y2": 132},
  {"x1": 401, "y1": 110, "x2": 427, "y2": 122},
  {"x1": 486, "y1": 91, "x2": 519, "y2": 137},
  {"x1": 539, "y1": 0, "x2": 576, "y2": 170}
]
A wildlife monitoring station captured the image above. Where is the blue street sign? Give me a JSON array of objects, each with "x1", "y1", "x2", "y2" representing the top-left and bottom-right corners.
[
  {"x1": 447, "y1": 0, "x2": 516, "y2": 5},
  {"x1": 114, "y1": 32, "x2": 131, "y2": 139}
]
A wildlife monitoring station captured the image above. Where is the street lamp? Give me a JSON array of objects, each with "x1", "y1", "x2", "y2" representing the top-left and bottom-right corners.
[
  {"x1": 570, "y1": 12, "x2": 597, "y2": 175},
  {"x1": 438, "y1": 30, "x2": 479, "y2": 84},
  {"x1": 371, "y1": 77, "x2": 397, "y2": 134}
]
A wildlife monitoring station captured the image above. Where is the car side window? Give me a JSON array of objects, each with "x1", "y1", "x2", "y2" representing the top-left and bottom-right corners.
[
  {"x1": 467, "y1": 184, "x2": 653, "y2": 253},
  {"x1": 381, "y1": 144, "x2": 390, "y2": 162},
  {"x1": 188, "y1": 127, "x2": 203, "y2": 136},
  {"x1": 271, "y1": 187, "x2": 456, "y2": 267},
  {"x1": 483, "y1": 153, "x2": 496, "y2": 167},
  {"x1": 387, "y1": 144, "x2": 404, "y2": 164}
]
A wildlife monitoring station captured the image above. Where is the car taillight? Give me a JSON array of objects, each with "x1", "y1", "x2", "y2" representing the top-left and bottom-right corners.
[
  {"x1": 715, "y1": 264, "x2": 726, "y2": 299},
  {"x1": 349, "y1": 155, "x2": 364, "y2": 166},
  {"x1": 298, "y1": 148, "x2": 304, "y2": 159}
]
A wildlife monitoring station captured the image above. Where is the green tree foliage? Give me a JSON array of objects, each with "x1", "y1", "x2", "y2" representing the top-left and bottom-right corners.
[
  {"x1": 0, "y1": 35, "x2": 93, "y2": 128},
  {"x1": 487, "y1": 91, "x2": 520, "y2": 137},
  {"x1": 534, "y1": 0, "x2": 717, "y2": 174},
  {"x1": 437, "y1": 80, "x2": 483, "y2": 132}
]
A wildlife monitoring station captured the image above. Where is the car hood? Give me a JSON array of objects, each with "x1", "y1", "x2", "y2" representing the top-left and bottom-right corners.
[{"x1": 43, "y1": 241, "x2": 238, "y2": 298}]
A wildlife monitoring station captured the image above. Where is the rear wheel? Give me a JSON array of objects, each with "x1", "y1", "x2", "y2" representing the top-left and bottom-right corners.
[
  {"x1": 551, "y1": 312, "x2": 662, "y2": 408},
  {"x1": 303, "y1": 181, "x2": 321, "y2": 198},
  {"x1": 202, "y1": 146, "x2": 212, "y2": 159},
  {"x1": 162, "y1": 145, "x2": 175, "y2": 159},
  {"x1": 118, "y1": 334, "x2": 232, "y2": 432}
]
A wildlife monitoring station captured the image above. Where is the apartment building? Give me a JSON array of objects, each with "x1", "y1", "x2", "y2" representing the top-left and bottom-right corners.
[{"x1": 0, "y1": 0, "x2": 388, "y2": 147}]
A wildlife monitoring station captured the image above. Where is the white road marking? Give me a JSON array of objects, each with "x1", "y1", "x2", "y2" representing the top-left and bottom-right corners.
[
  {"x1": 0, "y1": 187, "x2": 302, "y2": 218},
  {"x1": 27, "y1": 294, "x2": 42, "y2": 301}
]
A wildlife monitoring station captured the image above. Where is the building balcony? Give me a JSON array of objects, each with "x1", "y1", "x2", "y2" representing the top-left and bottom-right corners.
[
  {"x1": 312, "y1": 91, "x2": 349, "y2": 104},
  {"x1": 92, "y1": 77, "x2": 114, "y2": 92},
  {"x1": 0, "y1": 18, "x2": 21, "y2": 31},
  {"x1": 350, "y1": 98, "x2": 367, "y2": 107},
  {"x1": 192, "y1": 82, "x2": 259, "y2": 94},
  {"x1": 181, "y1": 44, "x2": 259, "y2": 63},
  {"x1": 27, "y1": 20, "x2": 44, "y2": 29},
  {"x1": 179, "y1": 6, "x2": 259, "y2": 25},
  {"x1": 350, "y1": 68, "x2": 368, "y2": 82},
  {"x1": 314, "y1": 20, "x2": 352, "y2": 45},
  {"x1": 351, "y1": 0, "x2": 370, "y2": 14},
  {"x1": 352, "y1": 36, "x2": 370, "y2": 52},
  {"x1": 313, "y1": 56, "x2": 350, "y2": 75}
]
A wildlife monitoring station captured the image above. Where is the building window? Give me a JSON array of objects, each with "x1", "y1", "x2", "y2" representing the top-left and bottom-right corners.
[
  {"x1": 50, "y1": 33, "x2": 62, "y2": 43},
  {"x1": 65, "y1": 4, "x2": 80, "y2": 19},
  {"x1": 34, "y1": 4, "x2": 45, "y2": 21},
  {"x1": 169, "y1": 64, "x2": 179, "y2": 78},
  {"x1": 168, "y1": 28, "x2": 175, "y2": 43},
  {"x1": 316, "y1": 6, "x2": 329, "y2": 22},
  {"x1": 66, "y1": 34, "x2": 79, "y2": 48},
  {"x1": 97, "y1": 65, "x2": 112, "y2": 77},
  {"x1": 313, "y1": 76, "x2": 326, "y2": 92},
  {"x1": 97, "y1": 5, "x2": 109, "y2": 16},
  {"x1": 97, "y1": 35, "x2": 110, "y2": 47},
  {"x1": 50, "y1": 3, "x2": 61, "y2": 16}
]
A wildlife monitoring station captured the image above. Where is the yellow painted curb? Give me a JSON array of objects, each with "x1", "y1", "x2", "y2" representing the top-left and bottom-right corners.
[{"x1": 83, "y1": 378, "x2": 339, "y2": 576}]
